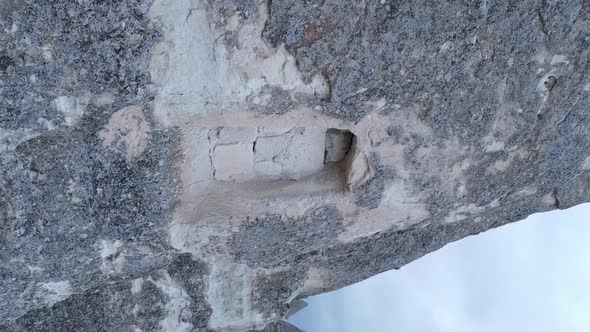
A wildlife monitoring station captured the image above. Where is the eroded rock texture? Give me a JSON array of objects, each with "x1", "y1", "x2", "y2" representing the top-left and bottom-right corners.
[{"x1": 1, "y1": 0, "x2": 590, "y2": 331}]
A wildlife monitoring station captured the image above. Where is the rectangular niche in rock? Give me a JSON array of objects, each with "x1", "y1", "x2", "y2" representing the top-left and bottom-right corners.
[{"x1": 208, "y1": 127, "x2": 355, "y2": 188}]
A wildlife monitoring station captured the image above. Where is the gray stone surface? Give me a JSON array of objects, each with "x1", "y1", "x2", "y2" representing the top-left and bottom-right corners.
[
  {"x1": 253, "y1": 321, "x2": 303, "y2": 332},
  {"x1": 2, "y1": 0, "x2": 590, "y2": 331}
]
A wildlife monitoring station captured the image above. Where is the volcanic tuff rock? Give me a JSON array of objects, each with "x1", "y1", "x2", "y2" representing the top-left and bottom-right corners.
[{"x1": 1, "y1": 0, "x2": 590, "y2": 331}]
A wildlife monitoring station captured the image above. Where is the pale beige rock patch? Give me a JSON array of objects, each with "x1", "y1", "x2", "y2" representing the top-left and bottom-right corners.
[{"x1": 99, "y1": 106, "x2": 151, "y2": 158}]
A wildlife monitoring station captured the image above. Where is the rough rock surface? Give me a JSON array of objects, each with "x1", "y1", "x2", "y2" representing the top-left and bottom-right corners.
[{"x1": 1, "y1": 0, "x2": 590, "y2": 331}]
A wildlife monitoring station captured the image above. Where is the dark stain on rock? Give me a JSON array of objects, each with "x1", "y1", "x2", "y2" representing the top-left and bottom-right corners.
[
  {"x1": 544, "y1": 75, "x2": 557, "y2": 90},
  {"x1": 167, "y1": 254, "x2": 213, "y2": 330},
  {"x1": 252, "y1": 269, "x2": 305, "y2": 321},
  {"x1": 354, "y1": 154, "x2": 395, "y2": 209},
  {"x1": 228, "y1": 206, "x2": 344, "y2": 268},
  {"x1": 7, "y1": 282, "x2": 162, "y2": 332}
]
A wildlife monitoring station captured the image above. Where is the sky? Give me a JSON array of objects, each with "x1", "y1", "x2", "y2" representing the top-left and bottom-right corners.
[{"x1": 289, "y1": 203, "x2": 590, "y2": 332}]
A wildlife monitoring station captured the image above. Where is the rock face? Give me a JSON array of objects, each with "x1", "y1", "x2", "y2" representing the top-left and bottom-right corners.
[{"x1": 1, "y1": 0, "x2": 590, "y2": 331}]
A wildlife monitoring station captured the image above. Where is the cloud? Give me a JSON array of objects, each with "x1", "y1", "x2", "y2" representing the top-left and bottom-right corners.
[{"x1": 290, "y1": 203, "x2": 590, "y2": 332}]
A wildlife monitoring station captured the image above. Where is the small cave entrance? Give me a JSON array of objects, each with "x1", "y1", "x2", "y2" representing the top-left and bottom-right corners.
[{"x1": 324, "y1": 128, "x2": 354, "y2": 165}]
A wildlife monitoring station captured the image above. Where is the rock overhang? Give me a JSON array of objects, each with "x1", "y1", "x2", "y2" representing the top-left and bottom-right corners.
[{"x1": 2, "y1": 0, "x2": 590, "y2": 331}]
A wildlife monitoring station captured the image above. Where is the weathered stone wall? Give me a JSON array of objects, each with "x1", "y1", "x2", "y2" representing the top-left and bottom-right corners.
[{"x1": 1, "y1": 0, "x2": 590, "y2": 331}]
